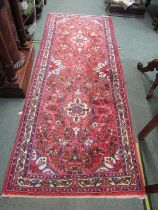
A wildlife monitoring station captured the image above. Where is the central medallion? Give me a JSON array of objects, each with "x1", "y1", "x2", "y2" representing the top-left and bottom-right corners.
[
  {"x1": 67, "y1": 98, "x2": 89, "y2": 123},
  {"x1": 72, "y1": 30, "x2": 88, "y2": 47}
]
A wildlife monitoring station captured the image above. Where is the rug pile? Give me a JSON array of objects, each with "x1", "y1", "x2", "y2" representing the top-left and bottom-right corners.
[{"x1": 2, "y1": 13, "x2": 144, "y2": 197}]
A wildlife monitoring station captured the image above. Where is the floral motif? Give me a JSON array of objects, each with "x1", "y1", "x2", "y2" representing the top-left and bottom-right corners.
[
  {"x1": 72, "y1": 30, "x2": 89, "y2": 47},
  {"x1": 67, "y1": 98, "x2": 89, "y2": 123},
  {"x1": 48, "y1": 56, "x2": 65, "y2": 76},
  {"x1": 3, "y1": 14, "x2": 144, "y2": 197}
]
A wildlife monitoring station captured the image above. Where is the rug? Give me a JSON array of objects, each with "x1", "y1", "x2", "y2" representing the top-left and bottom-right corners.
[{"x1": 2, "y1": 13, "x2": 144, "y2": 197}]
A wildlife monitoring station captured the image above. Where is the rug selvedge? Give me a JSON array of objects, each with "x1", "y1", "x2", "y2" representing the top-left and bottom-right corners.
[{"x1": 2, "y1": 13, "x2": 144, "y2": 196}]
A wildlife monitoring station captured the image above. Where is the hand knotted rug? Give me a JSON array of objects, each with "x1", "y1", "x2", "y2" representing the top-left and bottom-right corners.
[{"x1": 2, "y1": 13, "x2": 144, "y2": 197}]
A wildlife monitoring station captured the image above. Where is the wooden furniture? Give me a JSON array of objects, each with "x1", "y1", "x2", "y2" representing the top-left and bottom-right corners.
[
  {"x1": 0, "y1": 43, "x2": 34, "y2": 97},
  {"x1": 0, "y1": 0, "x2": 25, "y2": 82},
  {"x1": 138, "y1": 113, "x2": 158, "y2": 141},
  {"x1": 0, "y1": 63, "x2": 5, "y2": 86},
  {"x1": 144, "y1": 0, "x2": 158, "y2": 32},
  {"x1": 137, "y1": 59, "x2": 158, "y2": 99},
  {"x1": 138, "y1": 113, "x2": 158, "y2": 193},
  {"x1": 0, "y1": 0, "x2": 34, "y2": 98},
  {"x1": 152, "y1": 12, "x2": 158, "y2": 33},
  {"x1": 145, "y1": 184, "x2": 158, "y2": 193},
  {"x1": 8, "y1": 0, "x2": 28, "y2": 47},
  {"x1": 105, "y1": 0, "x2": 145, "y2": 18},
  {"x1": 145, "y1": 0, "x2": 151, "y2": 7}
]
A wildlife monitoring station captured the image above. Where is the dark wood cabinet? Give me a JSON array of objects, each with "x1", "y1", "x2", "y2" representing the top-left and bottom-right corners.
[{"x1": 0, "y1": 0, "x2": 34, "y2": 97}]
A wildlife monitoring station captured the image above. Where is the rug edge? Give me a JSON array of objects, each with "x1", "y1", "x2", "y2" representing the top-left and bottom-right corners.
[
  {"x1": 1, "y1": 13, "x2": 145, "y2": 197},
  {"x1": 1, "y1": 13, "x2": 53, "y2": 197},
  {"x1": 107, "y1": 17, "x2": 145, "y2": 195},
  {"x1": 1, "y1": 192, "x2": 145, "y2": 199},
  {"x1": 47, "y1": 12, "x2": 111, "y2": 18}
]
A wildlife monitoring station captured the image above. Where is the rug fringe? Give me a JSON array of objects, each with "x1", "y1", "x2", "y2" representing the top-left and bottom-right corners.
[
  {"x1": 48, "y1": 12, "x2": 110, "y2": 18},
  {"x1": 1, "y1": 194, "x2": 145, "y2": 199}
]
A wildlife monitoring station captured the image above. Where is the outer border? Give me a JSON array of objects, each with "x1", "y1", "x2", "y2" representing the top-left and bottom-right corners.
[
  {"x1": 107, "y1": 17, "x2": 145, "y2": 195},
  {"x1": 2, "y1": 13, "x2": 145, "y2": 198}
]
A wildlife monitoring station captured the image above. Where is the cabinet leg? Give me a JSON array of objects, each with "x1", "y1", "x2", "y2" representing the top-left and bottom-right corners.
[
  {"x1": 145, "y1": 0, "x2": 151, "y2": 7},
  {"x1": 146, "y1": 73, "x2": 158, "y2": 99},
  {"x1": 138, "y1": 113, "x2": 158, "y2": 141},
  {"x1": 145, "y1": 184, "x2": 158, "y2": 193},
  {"x1": 137, "y1": 59, "x2": 158, "y2": 73}
]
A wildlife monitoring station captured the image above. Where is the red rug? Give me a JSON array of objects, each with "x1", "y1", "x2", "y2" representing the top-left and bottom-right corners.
[{"x1": 2, "y1": 13, "x2": 144, "y2": 197}]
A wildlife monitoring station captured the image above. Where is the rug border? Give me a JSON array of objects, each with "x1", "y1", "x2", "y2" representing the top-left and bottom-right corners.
[
  {"x1": 107, "y1": 17, "x2": 145, "y2": 195},
  {"x1": 1, "y1": 13, "x2": 53, "y2": 197},
  {"x1": 1, "y1": 13, "x2": 145, "y2": 198}
]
